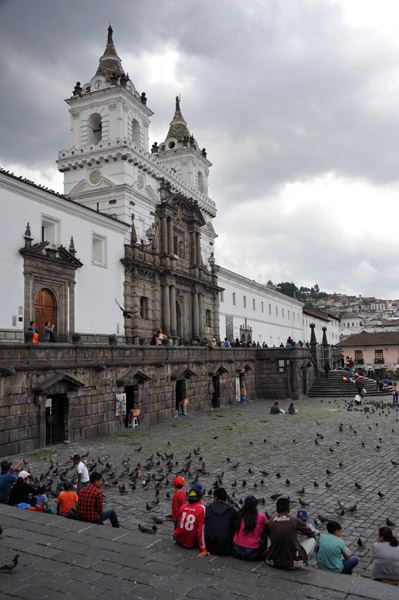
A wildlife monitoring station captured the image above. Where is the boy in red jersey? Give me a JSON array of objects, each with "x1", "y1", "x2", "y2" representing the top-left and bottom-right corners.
[
  {"x1": 174, "y1": 486, "x2": 210, "y2": 558},
  {"x1": 172, "y1": 476, "x2": 186, "y2": 529}
]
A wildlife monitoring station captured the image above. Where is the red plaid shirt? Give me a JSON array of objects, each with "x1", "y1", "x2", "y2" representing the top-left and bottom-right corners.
[{"x1": 77, "y1": 483, "x2": 103, "y2": 522}]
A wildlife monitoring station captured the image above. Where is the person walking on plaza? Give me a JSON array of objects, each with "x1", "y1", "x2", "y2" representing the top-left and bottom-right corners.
[
  {"x1": 316, "y1": 520, "x2": 358, "y2": 574},
  {"x1": 392, "y1": 382, "x2": 399, "y2": 406},
  {"x1": 324, "y1": 361, "x2": 330, "y2": 379},
  {"x1": 266, "y1": 497, "x2": 316, "y2": 569},
  {"x1": 72, "y1": 453, "x2": 90, "y2": 493},
  {"x1": 77, "y1": 472, "x2": 120, "y2": 527}
]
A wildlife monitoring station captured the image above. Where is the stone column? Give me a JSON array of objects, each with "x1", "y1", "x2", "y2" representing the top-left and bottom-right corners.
[
  {"x1": 167, "y1": 218, "x2": 174, "y2": 256},
  {"x1": 170, "y1": 285, "x2": 176, "y2": 340},
  {"x1": 191, "y1": 231, "x2": 197, "y2": 266},
  {"x1": 198, "y1": 293, "x2": 204, "y2": 337},
  {"x1": 161, "y1": 216, "x2": 168, "y2": 254},
  {"x1": 162, "y1": 284, "x2": 170, "y2": 334},
  {"x1": 196, "y1": 232, "x2": 202, "y2": 267},
  {"x1": 192, "y1": 292, "x2": 199, "y2": 338}
]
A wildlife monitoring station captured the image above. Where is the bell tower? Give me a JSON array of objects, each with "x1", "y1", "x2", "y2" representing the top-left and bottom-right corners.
[
  {"x1": 57, "y1": 26, "x2": 154, "y2": 225},
  {"x1": 155, "y1": 96, "x2": 212, "y2": 198}
]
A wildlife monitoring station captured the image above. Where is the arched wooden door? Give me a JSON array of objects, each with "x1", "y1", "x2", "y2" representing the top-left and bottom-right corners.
[{"x1": 35, "y1": 289, "x2": 56, "y2": 341}]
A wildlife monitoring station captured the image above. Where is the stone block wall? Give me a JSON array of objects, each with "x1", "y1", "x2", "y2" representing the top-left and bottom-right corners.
[{"x1": 0, "y1": 344, "x2": 316, "y2": 455}]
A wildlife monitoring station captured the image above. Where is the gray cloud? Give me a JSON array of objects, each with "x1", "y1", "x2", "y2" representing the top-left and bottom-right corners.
[{"x1": 1, "y1": 0, "x2": 398, "y2": 297}]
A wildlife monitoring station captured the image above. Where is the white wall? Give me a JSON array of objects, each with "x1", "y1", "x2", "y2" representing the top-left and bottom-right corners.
[
  {"x1": 0, "y1": 173, "x2": 128, "y2": 336},
  {"x1": 218, "y1": 267, "x2": 304, "y2": 346}
]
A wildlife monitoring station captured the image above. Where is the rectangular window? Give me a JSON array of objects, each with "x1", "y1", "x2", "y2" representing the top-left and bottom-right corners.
[
  {"x1": 220, "y1": 290, "x2": 224, "y2": 302},
  {"x1": 276, "y1": 306, "x2": 278, "y2": 317},
  {"x1": 269, "y1": 304, "x2": 271, "y2": 315},
  {"x1": 282, "y1": 308, "x2": 284, "y2": 318},
  {"x1": 288, "y1": 310, "x2": 290, "y2": 319},
  {"x1": 243, "y1": 296, "x2": 246, "y2": 309},
  {"x1": 375, "y1": 350, "x2": 384, "y2": 364},
  {"x1": 92, "y1": 233, "x2": 107, "y2": 267},
  {"x1": 261, "y1": 302, "x2": 264, "y2": 313},
  {"x1": 354, "y1": 350, "x2": 363, "y2": 365},
  {"x1": 233, "y1": 292, "x2": 236, "y2": 306},
  {"x1": 140, "y1": 297, "x2": 149, "y2": 320},
  {"x1": 252, "y1": 299, "x2": 255, "y2": 310},
  {"x1": 41, "y1": 215, "x2": 60, "y2": 246}
]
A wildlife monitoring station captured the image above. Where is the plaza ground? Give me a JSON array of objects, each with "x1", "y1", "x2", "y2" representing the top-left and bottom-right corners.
[{"x1": 1, "y1": 395, "x2": 398, "y2": 599}]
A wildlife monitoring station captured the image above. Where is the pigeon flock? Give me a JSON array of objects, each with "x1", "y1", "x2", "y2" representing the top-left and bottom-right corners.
[{"x1": 3, "y1": 395, "x2": 399, "y2": 576}]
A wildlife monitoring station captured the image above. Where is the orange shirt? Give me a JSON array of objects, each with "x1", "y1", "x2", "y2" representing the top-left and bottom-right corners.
[{"x1": 57, "y1": 490, "x2": 78, "y2": 515}]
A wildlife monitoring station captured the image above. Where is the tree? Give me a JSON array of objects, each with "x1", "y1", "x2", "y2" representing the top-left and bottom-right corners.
[{"x1": 276, "y1": 281, "x2": 298, "y2": 298}]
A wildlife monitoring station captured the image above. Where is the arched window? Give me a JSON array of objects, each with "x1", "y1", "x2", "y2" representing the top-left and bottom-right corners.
[
  {"x1": 87, "y1": 113, "x2": 102, "y2": 144},
  {"x1": 205, "y1": 309, "x2": 212, "y2": 328},
  {"x1": 198, "y1": 171, "x2": 204, "y2": 193},
  {"x1": 132, "y1": 119, "x2": 140, "y2": 147}
]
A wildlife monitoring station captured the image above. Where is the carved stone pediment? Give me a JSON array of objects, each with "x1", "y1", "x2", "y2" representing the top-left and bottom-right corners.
[
  {"x1": 33, "y1": 373, "x2": 85, "y2": 393},
  {"x1": 117, "y1": 369, "x2": 151, "y2": 386},
  {"x1": 20, "y1": 242, "x2": 83, "y2": 269},
  {"x1": 171, "y1": 366, "x2": 197, "y2": 380}
]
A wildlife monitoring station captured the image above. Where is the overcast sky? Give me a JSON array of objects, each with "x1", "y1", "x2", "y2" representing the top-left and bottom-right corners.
[{"x1": 1, "y1": 0, "x2": 398, "y2": 298}]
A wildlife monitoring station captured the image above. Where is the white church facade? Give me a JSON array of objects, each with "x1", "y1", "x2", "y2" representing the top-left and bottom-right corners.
[{"x1": 0, "y1": 27, "x2": 338, "y2": 348}]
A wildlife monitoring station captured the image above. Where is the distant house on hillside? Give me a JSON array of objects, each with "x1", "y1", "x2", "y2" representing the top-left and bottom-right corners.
[{"x1": 338, "y1": 332, "x2": 399, "y2": 368}]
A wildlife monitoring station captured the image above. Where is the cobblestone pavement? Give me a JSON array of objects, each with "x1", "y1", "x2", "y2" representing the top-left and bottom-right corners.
[{"x1": 1, "y1": 394, "x2": 399, "y2": 599}]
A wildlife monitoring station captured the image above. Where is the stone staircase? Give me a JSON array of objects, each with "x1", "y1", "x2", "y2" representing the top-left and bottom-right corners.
[{"x1": 308, "y1": 370, "x2": 391, "y2": 398}]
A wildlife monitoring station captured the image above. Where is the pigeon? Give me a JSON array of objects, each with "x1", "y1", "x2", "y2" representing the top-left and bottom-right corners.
[
  {"x1": 391, "y1": 460, "x2": 399, "y2": 466},
  {"x1": 313, "y1": 481, "x2": 319, "y2": 488},
  {"x1": 276, "y1": 473, "x2": 281, "y2": 478},
  {"x1": 285, "y1": 479, "x2": 291, "y2": 486},
  {"x1": 151, "y1": 516, "x2": 164, "y2": 525},
  {"x1": 325, "y1": 482, "x2": 331, "y2": 488},
  {"x1": 297, "y1": 488, "x2": 305, "y2": 495},
  {"x1": 115, "y1": 298, "x2": 133, "y2": 318},
  {"x1": 386, "y1": 518, "x2": 396, "y2": 527},
  {"x1": 357, "y1": 538, "x2": 363, "y2": 547},
  {"x1": 378, "y1": 491, "x2": 385, "y2": 498},
  {"x1": 270, "y1": 494, "x2": 282, "y2": 501},
  {"x1": 348, "y1": 504, "x2": 357, "y2": 513},
  {"x1": 318, "y1": 515, "x2": 329, "y2": 523},
  {"x1": 0, "y1": 554, "x2": 19, "y2": 573},
  {"x1": 138, "y1": 524, "x2": 155, "y2": 534},
  {"x1": 298, "y1": 498, "x2": 309, "y2": 507},
  {"x1": 242, "y1": 480, "x2": 247, "y2": 487},
  {"x1": 355, "y1": 482, "x2": 362, "y2": 490},
  {"x1": 326, "y1": 470, "x2": 332, "y2": 475}
]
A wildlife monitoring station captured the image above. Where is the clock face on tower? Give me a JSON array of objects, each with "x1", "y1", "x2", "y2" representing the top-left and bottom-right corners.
[
  {"x1": 89, "y1": 171, "x2": 101, "y2": 185},
  {"x1": 93, "y1": 79, "x2": 103, "y2": 90}
]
